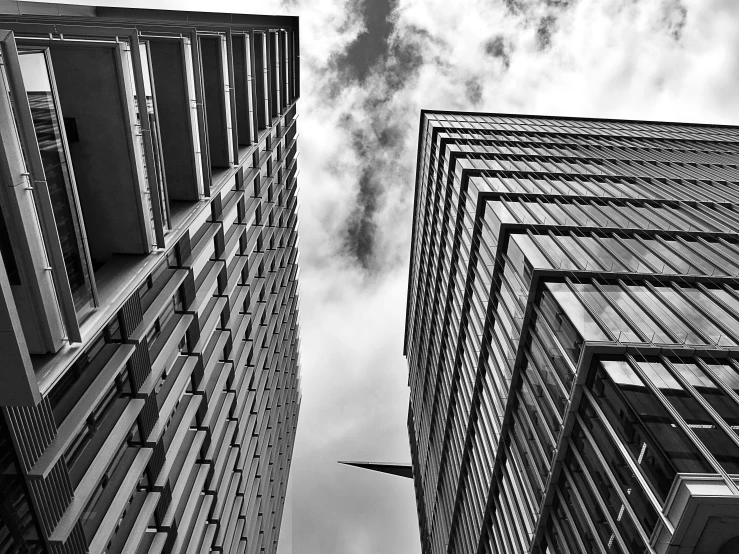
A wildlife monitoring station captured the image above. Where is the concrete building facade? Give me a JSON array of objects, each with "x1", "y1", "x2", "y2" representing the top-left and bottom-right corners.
[{"x1": 0, "y1": 4, "x2": 301, "y2": 554}]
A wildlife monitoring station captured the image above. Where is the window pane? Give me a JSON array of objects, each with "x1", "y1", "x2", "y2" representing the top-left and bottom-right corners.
[
  {"x1": 587, "y1": 359, "x2": 713, "y2": 502},
  {"x1": 19, "y1": 51, "x2": 94, "y2": 316}
]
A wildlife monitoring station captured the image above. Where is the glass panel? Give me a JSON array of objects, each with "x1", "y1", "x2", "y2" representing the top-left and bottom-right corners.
[
  {"x1": 578, "y1": 236, "x2": 627, "y2": 271},
  {"x1": 550, "y1": 495, "x2": 585, "y2": 554},
  {"x1": 579, "y1": 397, "x2": 660, "y2": 534},
  {"x1": 543, "y1": 281, "x2": 609, "y2": 346},
  {"x1": 707, "y1": 361, "x2": 739, "y2": 395},
  {"x1": 124, "y1": 43, "x2": 159, "y2": 242},
  {"x1": 658, "y1": 286, "x2": 735, "y2": 346},
  {"x1": 0, "y1": 205, "x2": 20, "y2": 285},
  {"x1": 588, "y1": 360, "x2": 713, "y2": 502},
  {"x1": 18, "y1": 50, "x2": 94, "y2": 317},
  {"x1": 618, "y1": 237, "x2": 670, "y2": 274},
  {"x1": 507, "y1": 234, "x2": 553, "y2": 285},
  {"x1": 640, "y1": 360, "x2": 739, "y2": 474},
  {"x1": 598, "y1": 203, "x2": 632, "y2": 228},
  {"x1": 662, "y1": 238, "x2": 714, "y2": 275},
  {"x1": 564, "y1": 451, "x2": 625, "y2": 553},
  {"x1": 630, "y1": 286, "x2": 698, "y2": 345},
  {"x1": 139, "y1": 42, "x2": 169, "y2": 229},
  {"x1": 183, "y1": 37, "x2": 204, "y2": 196},
  {"x1": 558, "y1": 477, "x2": 608, "y2": 554},
  {"x1": 520, "y1": 376, "x2": 556, "y2": 458},
  {"x1": 601, "y1": 284, "x2": 673, "y2": 343},
  {"x1": 556, "y1": 234, "x2": 595, "y2": 270},
  {"x1": 528, "y1": 322, "x2": 574, "y2": 402},
  {"x1": 570, "y1": 282, "x2": 639, "y2": 342},
  {"x1": 598, "y1": 237, "x2": 639, "y2": 272}
]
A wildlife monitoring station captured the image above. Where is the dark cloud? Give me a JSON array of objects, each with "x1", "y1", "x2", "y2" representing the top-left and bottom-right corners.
[
  {"x1": 484, "y1": 35, "x2": 512, "y2": 69},
  {"x1": 503, "y1": 0, "x2": 526, "y2": 15},
  {"x1": 465, "y1": 77, "x2": 483, "y2": 105},
  {"x1": 662, "y1": 0, "x2": 687, "y2": 41},
  {"x1": 339, "y1": 95, "x2": 409, "y2": 267},
  {"x1": 333, "y1": 24, "x2": 432, "y2": 268},
  {"x1": 344, "y1": 169, "x2": 379, "y2": 267},
  {"x1": 384, "y1": 25, "x2": 429, "y2": 92},
  {"x1": 536, "y1": 15, "x2": 556, "y2": 50},
  {"x1": 504, "y1": 0, "x2": 570, "y2": 19},
  {"x1": 321, "y1": 2, "x2": 430, "y2": 269},
  {"x1": 338, "y1": 121, "x2": 377, "y2": 266},
  {"x1": 334, "y1": 0, "x2": 398, "y2": 81}
]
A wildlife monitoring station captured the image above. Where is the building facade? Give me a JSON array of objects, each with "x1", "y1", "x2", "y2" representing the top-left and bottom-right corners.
[
  {"x1": 0, "y1": 4, "x2": 301, "y2": 554},
  {"x1": 405, "y1": 110, "x2": 739, "y2": 554}
]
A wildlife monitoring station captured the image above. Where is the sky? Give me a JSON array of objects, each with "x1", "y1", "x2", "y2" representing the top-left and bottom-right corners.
[{"x1": 27, "y1": 0, "x2": 739, "y2": 552}]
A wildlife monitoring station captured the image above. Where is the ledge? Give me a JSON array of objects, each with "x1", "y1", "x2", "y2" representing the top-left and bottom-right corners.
[
  {"x1": 652, "y1": 474, "x2": 739, "y2": 554},
  {"x1": 49, "y1": 398, "x2": 145, "y2": 542},
  {"x1": 29, "y1": 343, "x2": 135, "y2": 479}
]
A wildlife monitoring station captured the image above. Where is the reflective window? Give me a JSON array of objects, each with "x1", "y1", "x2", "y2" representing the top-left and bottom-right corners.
[
  {"x1": 18, "y1": 50, "x2": 95, "y2": 316},
  {"x1": 541, "y1": 281, "x2": 608, "y2": 353},
  {"x1": 570, "y1": 282, "x2": 639, "y2": 342},
  {"x1": 658, "y1": 286, "x2": 735, "y2": 346},
  {"x1": 639, "y1": 360, "x2": 739, "y2": 474},
  {"x1": 564, "y1": 451, "x2": 625, "y2": 553},
  {"x1": 579, "y1": 396, "x2": 659, "y2": 534},
  {"x1": 587, "y1": 359, "x2": 713, "y2": 502}
]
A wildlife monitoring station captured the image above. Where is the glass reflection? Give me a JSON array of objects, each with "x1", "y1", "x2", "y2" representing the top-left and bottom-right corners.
[
  {"x1": 587, "y1": 359, "x2": 713, "y2": 502},
  {"x1": 18, "y1": 50, "x2": 94, "y2": 317},
  {"x1": 579, "y1": 398, "x2": 659, "y2": 534},
  {"x1": 564, "y1": 452, "x2": 625, "y2": 553},
  {"x1": 129, "y1": 42, "x2": 169, "y2": 236},
  {"x1": 641, "y1": 360, "x2": 739, "y2": 474}
]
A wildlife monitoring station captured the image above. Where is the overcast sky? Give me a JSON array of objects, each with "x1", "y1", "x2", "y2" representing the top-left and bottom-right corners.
[{"x1": 30, "y1": 0, "x2": 739, "y2": 552}]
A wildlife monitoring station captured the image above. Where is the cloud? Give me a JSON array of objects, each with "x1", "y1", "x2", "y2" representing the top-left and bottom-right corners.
[
  {"x1": 535, "y1": 14, "x2": 557, "y2": 49},
  {"x1": 344, "y1": 169, "x2": 378, "y2": 266},
  {"x1": 661, "y1": 0, "x2": 688, "y2": 41},
  {"x1": 484, "y1": 35, "x2": 513, "y2": 69},
  {"x1": 465, "y1": 77, "x2": 483, "y2": 105},
  {"x1": 333, "y1": 0, "x2": 398, "y2": 81}
]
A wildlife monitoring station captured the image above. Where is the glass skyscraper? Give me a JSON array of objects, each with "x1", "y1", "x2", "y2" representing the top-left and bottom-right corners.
[
  {"x1": 0, "y1": 4, "x2": 300, "y2": 553},
  {"x1": 405, "y1": 110, "x2": 739, "y2": 554}
]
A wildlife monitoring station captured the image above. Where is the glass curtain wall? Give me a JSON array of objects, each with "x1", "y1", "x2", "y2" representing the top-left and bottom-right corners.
[{"x1": 405, "y1": 111, "x2": 739, "y2": 554}]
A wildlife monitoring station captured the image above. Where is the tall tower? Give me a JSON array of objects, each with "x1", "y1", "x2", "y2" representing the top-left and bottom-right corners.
[
  {"x1": 0, "y1": 4, "x2": 301, "y2": 553},
  {"x1": 405, "y1": 110, "x2": 739, "y2": 554}
]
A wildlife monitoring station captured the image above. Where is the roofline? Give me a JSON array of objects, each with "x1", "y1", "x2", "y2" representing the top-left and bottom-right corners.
[
  {"x1": 96, "y1": 6, "x2": 298, "y2": 28},
  {"x1": 0, "y1": 3, "x2": 298, "y2": 29},
  {"x1": 418, "y1": 107, "x2": 739, "y2": 130},
  {"x1": 403, "y1": 110, "x2": 427, "y2": 358}
]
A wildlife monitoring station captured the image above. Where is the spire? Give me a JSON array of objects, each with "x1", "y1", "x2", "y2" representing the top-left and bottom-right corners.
[{"x1": 338, "y1": 461, "x2": 413, "y2": 479}]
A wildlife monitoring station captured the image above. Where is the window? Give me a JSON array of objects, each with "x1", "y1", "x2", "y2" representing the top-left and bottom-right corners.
[
  {"x1": 131, "y1": 41, "x2": 170, "y2": 242},
  {"x1": 18, "y1": 50, "x2": 95, "y2": 318},
  {"x1": 587, "y1": 359, "x2": 713, "y2": 502},
  {"x1": 146, "y1": 37, "x2": 205, "y2": 218},
  {"x1": 199, "y1": 34, "x2": 233, "y2": 169}
]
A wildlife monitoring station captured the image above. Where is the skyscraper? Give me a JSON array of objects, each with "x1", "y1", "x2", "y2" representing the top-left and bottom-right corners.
[
  {"x1": 405, "y1": 110, "x2": 739, "y2": 554},
  {"x1": 0, "y1": 4, "x2": 300, "y2": 553}
]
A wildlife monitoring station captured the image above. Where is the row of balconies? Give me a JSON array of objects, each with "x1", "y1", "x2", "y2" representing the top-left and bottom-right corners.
[{"x1": 1, "y1": 103, "x2": 301, "y2": 553}]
